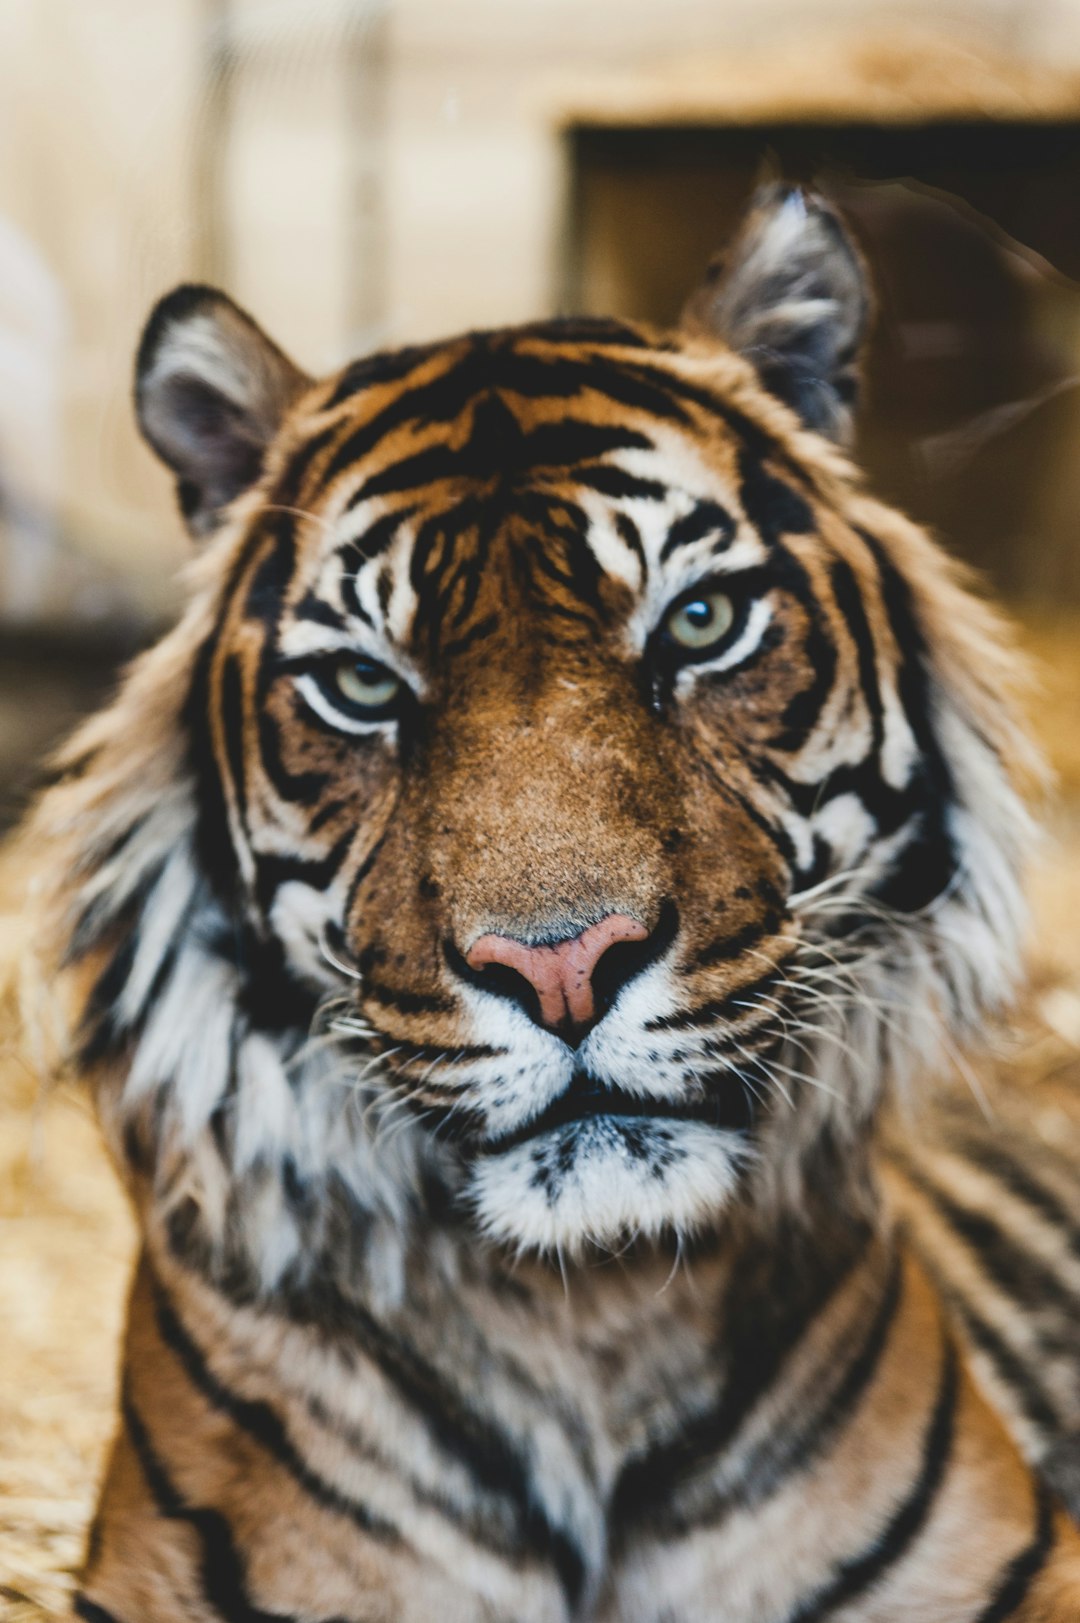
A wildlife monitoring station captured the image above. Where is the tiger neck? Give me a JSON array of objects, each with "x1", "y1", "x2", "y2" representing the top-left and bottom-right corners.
[{"x1": 138, "y1": 1149, "x2": 892, "y2": 1443}]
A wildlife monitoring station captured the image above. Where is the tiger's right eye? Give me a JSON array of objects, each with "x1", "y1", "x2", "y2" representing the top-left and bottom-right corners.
[
  {"x1": 331, "y1": 657, "x2": 402, "y2": 715},
  {"x1": 664, "y1": 588, "x2": 736, "y2": 654},
  {"x1": 295, "y1": 653, "x2": 407, "y2": 735}
]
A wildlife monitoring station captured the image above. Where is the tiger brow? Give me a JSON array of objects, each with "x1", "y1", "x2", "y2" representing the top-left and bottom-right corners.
[{"x1": 660, "y1": 501, "x2": 738, "y2": 563}]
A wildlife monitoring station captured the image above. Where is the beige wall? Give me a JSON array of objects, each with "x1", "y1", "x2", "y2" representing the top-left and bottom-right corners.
[
  {"x1": 0, "y1": 0, "x2": 202, "y2": 609},
  {"x1": 3, "y1": 0, "x2": 1080, "y2": 618}
]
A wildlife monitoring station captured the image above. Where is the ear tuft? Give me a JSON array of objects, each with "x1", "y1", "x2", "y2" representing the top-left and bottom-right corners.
[
  {"x1": 683, "y1": 185, "x2": 870, "y2": 443},
  {"x1": 135, "y1": 286, "x2": 310, "y2": 537}
]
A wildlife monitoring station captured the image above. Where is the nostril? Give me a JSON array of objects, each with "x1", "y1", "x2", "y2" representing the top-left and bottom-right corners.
[
  {"x1": 469, "y1": 958, "x2": 543, "y2": 1028},
  {"x1": 590, "y1": 936, "x2": 652, "y2": 1020},
  {"x1": 590, "y1": 900, "x2": 680, "y2": 1021}
]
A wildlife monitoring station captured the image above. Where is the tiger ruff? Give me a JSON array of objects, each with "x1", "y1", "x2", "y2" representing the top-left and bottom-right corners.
[{"x1": 28, "y1": 186, "x2": 1080, "y2": 1621}]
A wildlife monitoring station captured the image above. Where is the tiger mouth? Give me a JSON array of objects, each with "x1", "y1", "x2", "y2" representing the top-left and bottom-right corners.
[{"x1": 475, "y1": 1071, "x2": 755, "y2": 1156}]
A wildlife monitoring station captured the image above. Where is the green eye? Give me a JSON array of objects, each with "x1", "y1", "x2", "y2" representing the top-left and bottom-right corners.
[
  {"x1": 331, "y1": 656, "x2": 402, "y2": 713},
  {"x1": 665, "y1": 589, "x2": 735, "y2": 652}
]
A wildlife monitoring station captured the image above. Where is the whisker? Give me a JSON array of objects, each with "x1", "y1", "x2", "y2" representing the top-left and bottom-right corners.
[
  {"x1": 318, "y1": 932, "x2": 365, "y2": 984},
  {"x1": 263, "y1": 502, "x2": 338, "y2": 538}
]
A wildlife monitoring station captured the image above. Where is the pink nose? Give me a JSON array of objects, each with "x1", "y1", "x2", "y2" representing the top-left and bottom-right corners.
[{"x1": 466, "y1": 914, "x2": 649, "y2": 1038}]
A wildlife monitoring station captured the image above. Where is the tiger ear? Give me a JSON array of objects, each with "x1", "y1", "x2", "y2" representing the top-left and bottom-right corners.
[
  {"x1": 135, "y1": 285, "x2": 310, "y2": 538},
  {"x1": 682, "y1": 184, "x2": 870, "y2": 444}
]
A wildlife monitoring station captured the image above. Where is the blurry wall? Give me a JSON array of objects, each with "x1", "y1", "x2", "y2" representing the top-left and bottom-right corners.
[{"x1": 0, "y1": 0, "x2": 202, "y2": 617}]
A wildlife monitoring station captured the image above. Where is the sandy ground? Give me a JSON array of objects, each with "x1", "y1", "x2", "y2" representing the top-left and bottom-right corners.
[{"x1": 0, "y1": 614, "x2": 1078, "y2": 1619}]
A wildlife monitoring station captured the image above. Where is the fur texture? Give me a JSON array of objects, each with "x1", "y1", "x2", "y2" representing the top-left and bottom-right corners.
[{"x1": 23, "y1": 187, "x2": 1080, "y2": 1621}]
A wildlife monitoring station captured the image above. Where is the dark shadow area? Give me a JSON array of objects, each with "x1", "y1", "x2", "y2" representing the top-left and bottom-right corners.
[
  {"x1": 0, "y1": 626, "x2": 152, "y2": 831},
  {"x1": 564, "y1": 121, "x2": 1080, "y2": 603}
]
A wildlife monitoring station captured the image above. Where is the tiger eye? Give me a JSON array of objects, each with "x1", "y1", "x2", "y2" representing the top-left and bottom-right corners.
[
  {"x1": 333, "y1": 657, "x2": 401, "y2": 711},
  {"x1": 666, "y1": 590, "x2": 735, "y2": 652}
]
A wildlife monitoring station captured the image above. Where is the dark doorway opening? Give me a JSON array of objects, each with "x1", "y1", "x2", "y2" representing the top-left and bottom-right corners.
[{"x1": 563, "y1": 120, "x2": 1080, "y2": 604}]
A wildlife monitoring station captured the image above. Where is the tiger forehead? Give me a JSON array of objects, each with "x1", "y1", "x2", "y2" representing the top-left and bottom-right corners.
[
  {"x1": 292, "y1": 449, "x2": 750, "y2": 661},
  {"x1": 267, "y1": 329, "x2": 796, "y2": 655}
]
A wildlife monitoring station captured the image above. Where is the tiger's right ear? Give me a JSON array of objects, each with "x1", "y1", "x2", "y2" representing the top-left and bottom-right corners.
[
  {"x1": 135, "y1": 285, "x2": 310, "y2": 538},
  {"x1": 682, "y1": 185, "x2": 869, "y2": 444}
]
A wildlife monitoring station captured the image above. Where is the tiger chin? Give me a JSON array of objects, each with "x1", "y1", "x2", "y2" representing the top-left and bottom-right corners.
[{"x1": 28, "y1": 186, "x2": 1080, "y2": 1621}]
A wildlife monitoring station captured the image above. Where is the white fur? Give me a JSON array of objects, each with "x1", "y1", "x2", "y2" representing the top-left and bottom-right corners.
[{"x1": 468, "y1": 1118, "x2": 751, "y2": 1255}]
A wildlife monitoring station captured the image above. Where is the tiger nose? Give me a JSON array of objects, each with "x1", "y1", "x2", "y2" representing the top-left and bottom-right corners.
[{"x1": 465, "y1": 914, "x2": 650, "y2": 1044}]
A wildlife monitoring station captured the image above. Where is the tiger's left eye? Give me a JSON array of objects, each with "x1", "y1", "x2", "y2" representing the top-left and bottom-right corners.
[
  {"x1": 665, "y1": 589, "x2": 735, "y2": 652},
  {"x1": 331, "y1": 656, "x2": 402, "y2": 714}
]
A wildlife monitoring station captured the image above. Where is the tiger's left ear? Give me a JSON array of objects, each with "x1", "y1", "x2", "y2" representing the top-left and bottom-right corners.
[
  {"x1": 135, "y1": 285, "x2": 311, "y2": 538},
  {"x1": 682, "y1": 185, "x2": 870, "y2": 444}
]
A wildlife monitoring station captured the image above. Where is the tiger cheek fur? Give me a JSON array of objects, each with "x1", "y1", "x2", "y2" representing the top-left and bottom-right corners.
[{"x1": 29, "y1": 185, "x2": 1080, "y2": 1621}]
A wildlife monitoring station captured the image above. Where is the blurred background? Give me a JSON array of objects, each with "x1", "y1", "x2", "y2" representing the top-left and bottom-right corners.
[{"x1": 3, "y1": 1, "x2": 1080, "y2": 1615}]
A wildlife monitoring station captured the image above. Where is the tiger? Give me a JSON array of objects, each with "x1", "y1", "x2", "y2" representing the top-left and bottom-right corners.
[{"x1": 23, "y1": 182, "x2": 1080, "y2": 1621}]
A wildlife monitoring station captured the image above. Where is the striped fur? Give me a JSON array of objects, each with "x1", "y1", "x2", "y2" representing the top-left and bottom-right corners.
[{"x1": 24, "y1": 188, "x2": 1080, "y2": 1618}]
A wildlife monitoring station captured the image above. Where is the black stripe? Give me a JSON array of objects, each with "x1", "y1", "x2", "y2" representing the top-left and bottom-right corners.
[
  {"x1": 509, "y1": 417, "x2": 656, "y2": 469},
  {"x1": 829, "y1": 556, "x2": 885, "y2": 757},
  {"x1": 665, "y1": 1248, "x2": 906, "y2": 1537},
  {"x1": 325, "y1": 320, "x2": 656, "y2": 429},
  {"x1": 343, "y1": 820, "x2": 396, "y2": 921},
  {"x1": 440, "y1": 611, "x2": 500, "y2": 659},
  {"x1": 614, "y1": 511, "x2": 647, "y2": 575},
  {"x1": 612, "y1": 1223, "x2": 873, "y2": 1534},
  {"x1": 123, "y1": 1387, "x2": 353, "y2": 1623},
  {"x1": 781, "y1": 1335, "x2": 958, "y2": 1623},
  {"x1": 252, "y1": 829, "x2": 355, "y2": 921},
  {"x1": 689, "y1": 745, "x2": 798, "y2": 870},
  {"x1": 659, "y1": 501, "x2": 736, "y2": 563},
  {"x1": 644, "y1": 967, "x2": 784, "y2": 1032},
  {"x1": 522, "y1": 315, "x2": 652, "y2": 348},
  {"x1": 356, "y1": 441, "x2": 470, "y2": 499},
  {"x1": 292, "y1": 590, "x2": 346, "y2": 632},
  {"x1": 359, "y1": 977, "x2": 454, "y2": 1016},
  {"x1": 323, "y1": 340, "x2": 443, "y2": 410},
  {"x1": 525, "y1": 526, "x2": 604, "y2": 614},
  {"x1": 894, "y1": 1157, "x2": 1069, "y2": 1437},
  {"x1": 338, "y1": 506, "x2": 417, "y2": 570},
  {"x1": 156, "y1": 1279, "x2": 588, "y2": 1610},
  {"x1": 573, "y1": 463, "x2": 668, "y2": 502},
  {"x1": 689, "y1": 913, "x2": 786, "y2": 970},
  {"x1": 255, "y1": 700, "x2": 329, "y2": 808},
  {"x1": 184, "y1": 626, "x2": 244, "y2": 908},
  {"x1": 974, "y1": 1483, "x2": 1056, "y2": 1623},
  {"x1": 854, "y1": 527, "x2": 958, "y2": 914},
  {"x1": 219, "y1": 656, "x2": 249, "y2": 827},
  {"x1": 384, "y1": 1038, "x2": 503, "y2": 1065},
  {"x1": 319, "y1": 367, "x2": 465, "y2": 491},
  {"x1": 737, "y1": 448, "x2": 815, "y2": 545},
  {"x1": 951, "y1": 1136, "x2": 1080, "y2": 1261},
  {"x1": 271, "y1": 424, "x2": 341, "y2": 509},
  {"x1": 153, "y1": 1286, "x2": 397, "y2": 1542},
  {"x1": 782, "y1": 1250, "x2": 905, "y2": 1479},
  {"x1": 75, "y1": 927, "x2": 139, "y2": 1067},
  {"x1": 512, "y1": 350, "x2": 692, "y2": 422},
  {"x1": 74, "y1": 1599, "x2": 124, "y2": 1623},
  {"x1": 771, "y1": 616, "x2": 836, "y2": 757},
  {"x1": 946, "y1": 1290, "x2": 1061, "y2": 1439},
  {"x1": 902, "y1": 1163, "x2": 1080, "y2": 1323},
  {"x1": 242, "y1": 515, "x2": 296, "y2": 632},
  {"x1": 616, "y1": 359, "x2": 801, "y2": 466}
]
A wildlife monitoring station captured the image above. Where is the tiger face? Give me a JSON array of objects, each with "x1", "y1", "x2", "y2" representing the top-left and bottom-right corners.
[{"x1": 59, "y1": 188, "x2": 1028, "y2": 1266}]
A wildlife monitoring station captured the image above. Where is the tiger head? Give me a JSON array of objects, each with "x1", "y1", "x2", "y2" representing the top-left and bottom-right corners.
[{"x1": 41, "y1": 187, "x2": 1033, "y2": 1274}]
